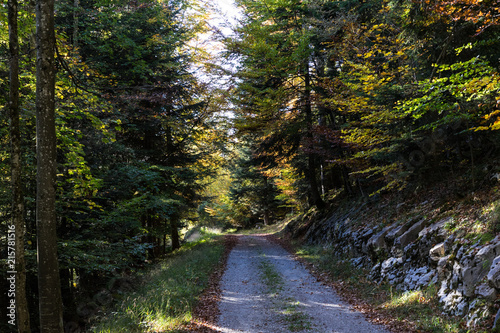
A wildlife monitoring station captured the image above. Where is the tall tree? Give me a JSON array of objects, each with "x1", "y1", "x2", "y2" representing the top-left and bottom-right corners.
[
  {"x1": 229, "y1": 138, "x2": 284, "y2": 227},
  {"x1": 8, "y1": 0, "x2": 31, "y2": 330},
  {"x1": 35, "y1": 0, "x2": 64, "y2": 331},
  {"x1": 228, "y1": 0, "x2": 327, "y2": 208},
  {"x1": 0, "y1": 0, "x2": 217, "y2": 329}
]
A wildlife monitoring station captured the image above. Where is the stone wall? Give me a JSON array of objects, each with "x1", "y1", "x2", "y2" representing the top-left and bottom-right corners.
[{"x1": 295, "y1": 212, "x2": 500, "y2": 329}]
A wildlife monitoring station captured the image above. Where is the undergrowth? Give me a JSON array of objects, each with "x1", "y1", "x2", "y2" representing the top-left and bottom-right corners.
[{"x1": 89, "y1": 231, "x2": 224, "y2": 333}]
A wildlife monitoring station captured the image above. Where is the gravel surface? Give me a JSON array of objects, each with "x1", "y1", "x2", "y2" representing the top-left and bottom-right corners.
[{"x1": 216, "y1": 235, "x2": 390, "y2": 333}]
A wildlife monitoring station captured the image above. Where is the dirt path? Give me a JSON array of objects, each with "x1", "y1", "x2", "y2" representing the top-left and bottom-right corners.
[{"x1": 215, "y1": 235, "x2": 390, "y2": 333}]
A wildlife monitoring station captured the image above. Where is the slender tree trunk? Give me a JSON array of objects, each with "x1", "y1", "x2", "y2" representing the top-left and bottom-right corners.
[
  {"x1": 8, "y1": 0, "x2": 31, "y2": 331},
  {"x1": 306, "y1": 154, "x2": 325, "y2": 208},
  {"x1": 170, "y1": 215, "x2": 181, "y2": 251},
  {"x1": 263, "y1": 177, "x2": 270, "y2": 225},
  {"x1": 315, "y1": 58, "x2": 328, "y2": 199},
  {"x1": 165, "y1": 125, "x2": 182, "y2": 251},
  {"x1": 73, "y1": 0, "x2": 79, "y2": 49},
  {"x1": 303, "y1": 62, "x2": 325, "y2": 209},
  {"x1": 341, "y1": 165, "x2": 353, "y2": 195},
  {"x1": 263, "y1": 210, "x2": 270, "y2": 226},
  {"x1": 320, "y1": 163, "x2": 325, "y2": 196},
  {"x1": 35, "y1": 0, "x2": 64, "y2": 331},
  {"x1": 163, "y1": 233, "x2": 167, "y2": 255}
]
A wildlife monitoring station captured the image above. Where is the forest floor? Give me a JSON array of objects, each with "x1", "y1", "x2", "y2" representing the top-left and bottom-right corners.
[
  {"x1": 185, "y1": 177, "x2": 500, "y2": 332},
  {"x1": 193, "y1": 234, "x2": 391, "y2": 333}
]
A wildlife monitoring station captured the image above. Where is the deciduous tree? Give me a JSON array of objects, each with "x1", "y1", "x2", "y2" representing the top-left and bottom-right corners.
[
  {"x1": 8, "y1": 0, "x2": 31, "y2": 330},
  {"x1": 35, "y1": 0, "x2": 64, "y2": 330}
]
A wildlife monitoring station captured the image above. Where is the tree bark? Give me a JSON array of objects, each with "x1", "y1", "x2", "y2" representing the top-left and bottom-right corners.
[
  {"x1": 165, "y1": 125, "x2": 181, "y2": 251},
  {"x1": 263, "y1": 210, "x2": 270, "y2": 226},
  {"x1": 303, "y1": 62, "x2": 325, "y2": 209},
  {"x1": 35, "y1": 0, "x2": 64, "y2": 331},
  {"x1": 170, "y1": 215, "x2": 181, "y2": 251},
  {"x1": 73, "y1": 0, "x2": 79, "y2": 49},
  {"x1": 8, "y1": 0, "x2": 31, "y2": 331}
]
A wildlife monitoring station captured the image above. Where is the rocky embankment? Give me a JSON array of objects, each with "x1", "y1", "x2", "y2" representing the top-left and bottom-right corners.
[{"x1": 289, "y1": 207, "x2": 500, "y2": 329}]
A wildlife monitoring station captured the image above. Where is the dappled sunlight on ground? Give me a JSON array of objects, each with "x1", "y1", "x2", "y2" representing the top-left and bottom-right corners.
[{"x1": 216, "y1": 235, "x2": 390, "y2": 333}]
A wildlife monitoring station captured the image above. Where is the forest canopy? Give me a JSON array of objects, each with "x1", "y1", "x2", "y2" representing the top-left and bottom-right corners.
[{"x1": 2, "y1": 0, "x2": 500, "y2": 331}]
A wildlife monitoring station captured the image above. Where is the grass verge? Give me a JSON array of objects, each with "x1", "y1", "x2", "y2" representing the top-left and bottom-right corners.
[
  {"x1": 293, "y1": 245, "x2": 478, "y2": 333},
  {"x1": 90, "y1": 234, "x2": 225, "y2": 333}
]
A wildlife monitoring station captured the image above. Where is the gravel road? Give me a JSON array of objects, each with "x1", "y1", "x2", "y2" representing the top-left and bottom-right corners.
[{"x1": 216, "y1": 235, "x2": 390, "y2": 333}]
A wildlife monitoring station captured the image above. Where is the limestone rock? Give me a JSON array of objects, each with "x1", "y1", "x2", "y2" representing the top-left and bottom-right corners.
[
  {"x1": 440, "y1": 290, "x2": 467, "y2": 316},
  {"x1": 462, "y1": 240, "x2": 500, "y2": 297},
  {"x1": 418, "y1": 218, "x2": 450, "y2": 240},
  {"x1": 381, "y1": 257, "x2": 403, "y2": 275},
  {"x1": 394, "y1": 218, "x2": 427, "y2": 249},
  {"x1": 368, "y1": 262, "x2": 382, "y2": 281},
  {"x1": 437, "y1": 255, "x2": 451, "y2": 280},
  {"x1": 438, "y1": 255, "x2": 450, "y2": 268},
  {"x1": 493, "y1": 308, "x2": 500, "y2": 331},
  {"x1": 438, "y1": 279, "x2": 449, "y2": 299},
  {"x1": 451, "y1": 261, "x2": 462, "y2": 289},
  {"x1": 487, "y1": 256, "x2": 500, "y2": 289},
  {"x1": 402, "y1": 266, "x2": 434, "y2": 290},
  {"x1": 365, "y1": 225, "x2": 392, "y2": 255},
  {"x1": 350, "y1": 256, "x2": 366, "y2": 269},
  {"x1": 466, "y1": 299, "x2": 490, "y2": 328},
  {"x1": 385, "y1": 219, "x2": 416, "y2": 245},
  {"x1": 475, "y1": 283, "x2": 497, "y2": 301},
  {"x1": 380, "y1": 257, "x2": 403, "y2": 284},
  {"x1": 430, "y1": 243, "x2": 446, "y2": 262}
]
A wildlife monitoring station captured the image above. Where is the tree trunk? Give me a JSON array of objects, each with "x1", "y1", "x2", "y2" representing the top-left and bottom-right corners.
[
  {"x1": 8, "y1": 0, "x2": 31, "y2": 331},
  {"x1": 165, "y1": 125, "x2": 181, "y2": 251},
  {"x1": 60, "y1": 269, "x2": 75, "y2": 317},
  {"x1": 35, "y1": 0, "x2": 64, "y2": 331},
  {"x1": 263, "y1": 210, "x2": 270, "y2": 226},
  {"x1": 306, "y1": 155, "x2": 325, "y2": 208},
  {"x1": 263, "y1": 177, "x2": 270, "y2": 225},
  {"x1": 170, "y1": 215, "x2": 181, "y2": 251},
  {"x1": 341, "y1": 165, "x2": 353, "y2": 195},
  {"x1": 73, "y1": 0, "x2": 79, "y2": 49},
  {"x1": 303, "y1": 62, "x2": 325, "y2": 209}
]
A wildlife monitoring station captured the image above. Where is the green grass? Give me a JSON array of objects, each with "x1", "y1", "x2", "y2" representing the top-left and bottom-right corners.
[
  {"x1": 258, "y1": 253, "x2": 314, "y2": 332},
  {"x1": 295, "y1": 245, "x2": 474, "y2": 333},
  {"x1": 90, "y1": 234, "x2": 225, "y2": 333},
  {"x1": 258, "y1": 254, "x2": 283, "y2": 294},
  {"x1": 281, "y1": 299, "x2": 313, "y2": 332}
]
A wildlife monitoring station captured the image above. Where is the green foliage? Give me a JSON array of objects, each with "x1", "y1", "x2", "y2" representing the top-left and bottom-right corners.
[
  {"x1": 4, "y1": 0, "x2": 500, "y2": 329},
  {"x1": 398, "y1": 55, "x2": 500, "y2": 131},
  {"x1": 227, "y1": 139, "x2": 286, "y2": 227},
  {"x1": 227, "y1": 0, "x2": 338, "y2": 209},
  {"x1": 1, "y1": 0, "x2": 220, "y2": 330},
  {"x1": 90, "y1": 236, "x2": 225, "y2": 332},
  {"x1": 58, "y1": 238, "x2": 151, "y2": 273},
  {"x1": 227, "y1": 0, "x2": 500, "y2": 200}
]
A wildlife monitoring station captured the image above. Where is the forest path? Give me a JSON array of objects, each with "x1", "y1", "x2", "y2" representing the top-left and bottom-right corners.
[{"x1": 215, "y1": 235, "x2": 391, "y2": 333}]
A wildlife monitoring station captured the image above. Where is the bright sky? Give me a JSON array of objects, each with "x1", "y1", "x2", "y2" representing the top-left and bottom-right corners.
[
  {"x1": 208, "y1": 0, "x2": 242, "y2": 41},
  {"x1": 191, "y1": 0, "x2": 242, "y2": 86},
  {"x1": 214, "y1": 0, "x2": 242, "y2": 27},
  {"x1": 206, "y1": 0, "x2": 242, "y2": 116}
]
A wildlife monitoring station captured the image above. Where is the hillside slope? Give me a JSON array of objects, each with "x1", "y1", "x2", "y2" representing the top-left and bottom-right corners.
[{"x1": 285, "y1": 180, "x2": 500, "y2": 331}]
